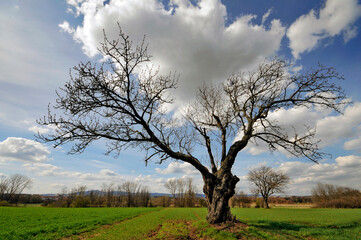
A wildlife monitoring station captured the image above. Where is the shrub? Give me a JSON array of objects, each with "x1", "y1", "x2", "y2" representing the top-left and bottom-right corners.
[
  {"x1": 255, "y1": 198, "x2": 264, "y2": 208},
  {"x1": 0, "y1": 201, "x2": 10, "y2": 206},
  {"x1": 72, "y1": 197, "x2": 90, "y2": 208}
]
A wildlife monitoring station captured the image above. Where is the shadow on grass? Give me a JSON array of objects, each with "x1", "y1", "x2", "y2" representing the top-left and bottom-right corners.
[
  {"x1": 255, "y1": 220, "x2": 360, "y2": 231},
  {"x1": 256, "y1": 220, "x2": 306, "y2": 231},
  {"x1": 248, "y1": 219, "x2": 361, "y2": 240}
]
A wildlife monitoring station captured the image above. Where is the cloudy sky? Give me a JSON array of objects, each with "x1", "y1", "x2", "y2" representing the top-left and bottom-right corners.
[{"x1": 1, "y1": 0, "x2": 361, "y2": 195}]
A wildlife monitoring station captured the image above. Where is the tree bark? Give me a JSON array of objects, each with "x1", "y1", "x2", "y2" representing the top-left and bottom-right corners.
[
  {"x1": 203, "y1": 172, "x2": 239, "y2": 224},
  {"x1": 264, "y1": 196, "x2": 270, "y2": 209}
]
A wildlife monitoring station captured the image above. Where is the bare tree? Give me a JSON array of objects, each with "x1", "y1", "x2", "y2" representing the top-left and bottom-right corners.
[
  {"x1": 0, "y1": 176, "x2": 9, "y2": 201},
  {"x1": 185, "y1": 178, "x2": 196, "y2": 207},
  {"x1": 177, "y1": 179, "x2": 186, "y2": 207},
  {"x1": 248, "y1": 166, "x2": 290, "y2": 208},
  {"x1": 37, "y1": 26, "x2": 347, "y2": 223},
  {"x1": 88, "y1": 190, "x2": 100, "y2": 207},
  {"x1": 165, "y1": 178, "x2": 195, "y2": 207},
  {"x1": 165, "y1": 179, "x2": 178, "y2": 202},
  {"x1": 65, "y1": 187, "x2": 77, "y2": 208},
  {"x1": 121, "y1": 181, "x2": 139, "y2": 207},
  {"x1": 6, "y1": 174, "x2": 32, "y2": 204},
  {"x1": 137, "y1": 185, "x2": 151, "y2": 207},
  {"x1": 101, "y1": 183, "x2": 115, "y2": 207}
]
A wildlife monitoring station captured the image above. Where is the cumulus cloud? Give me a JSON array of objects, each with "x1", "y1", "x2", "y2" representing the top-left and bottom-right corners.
[
  {"x1": 273, "y1": 155, "x2": 361, "y2": 195},
  {"x1": 63, "y1": 0, "x2": 285, "y2": 104},
  {"x1": 335, "y1": 155, "x2": 361, "y2": 167},
  {"x1": 28, "y1": 125, "x2": 53, "y2": 134},
  {"x1": 0, "y1": 137, "x2": 50, "y2": 163},
  {"x1": 287, "y1": 0, "x2": 361, "y2": 58},
  {"x1": 99, "y1": 169, "x2": 117, "y2": 176},
  {"x1": 316, "y1": 102, "x2": 361, "y2": 147},
  {"x1": 23, "y1": 161, "x2": 124, "y2": 181},
  {"x1": 155, "y1": 162, "x2": 198, "y2": 175},
  {"x1": 58, "y1": 21, "x2": 75, "y2": 34},
  {"x1": 344, "y1": 136, "x2": 361, "y2": 151}
]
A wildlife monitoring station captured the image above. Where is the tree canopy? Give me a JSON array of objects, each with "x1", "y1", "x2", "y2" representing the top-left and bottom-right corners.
[
  {"x1": 38, "y1": 26, "x2": 347, "y2": 223},
  {"x1": 248, "y1": 166, "x2": 290, "y2": 208}
]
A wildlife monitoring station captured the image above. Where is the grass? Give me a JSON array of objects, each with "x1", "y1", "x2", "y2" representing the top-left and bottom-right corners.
[
  {"x1": 1, "y1": 206, "x2": 360, "y2": 239},
  {"x1": 0, "y1": 207, "x2": 157, "y2": 240},
  {"x1": 232, "y1": 208, "x2": 361, "y2": 239},
  {"x1": 81, "y1": 208, "x2": 206, "y2": 239}
]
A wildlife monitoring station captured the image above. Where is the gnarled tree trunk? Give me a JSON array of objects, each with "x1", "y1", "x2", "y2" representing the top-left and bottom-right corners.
[{"x1": 203, "y1": 172, "x2": 239, "y2": 224}]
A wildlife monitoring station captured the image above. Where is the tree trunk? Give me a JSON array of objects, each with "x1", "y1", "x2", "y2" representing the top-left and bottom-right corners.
[
  {"x1": 203, "y1": 172, "x2": 239, "y2": 224},
  {"x1": 264, "y1": 196, "x2": 270, "y2": 209}
]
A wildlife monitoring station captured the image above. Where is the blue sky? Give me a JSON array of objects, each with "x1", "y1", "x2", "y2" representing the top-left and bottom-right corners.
[{"x1": 1, "y1": 0, "x2": 361, "y2": 195}]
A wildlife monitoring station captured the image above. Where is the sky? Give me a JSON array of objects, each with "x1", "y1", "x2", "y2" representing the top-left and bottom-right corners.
[{"x1": 0, "y1": 0, "x2": 361, "y2": 196}]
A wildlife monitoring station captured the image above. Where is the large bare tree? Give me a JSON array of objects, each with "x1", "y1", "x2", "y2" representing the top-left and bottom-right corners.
[
  {"x1": 38, "y1": 26, "x2": 347, "y2": 223},
  {"x1": 248, "y1": 166, "x2": 290, "y2": 208}
]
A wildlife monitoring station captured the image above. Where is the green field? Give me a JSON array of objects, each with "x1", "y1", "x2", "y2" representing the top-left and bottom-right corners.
[{"x1": 0, "y1": 207, "x2": 360, "y2": 239}]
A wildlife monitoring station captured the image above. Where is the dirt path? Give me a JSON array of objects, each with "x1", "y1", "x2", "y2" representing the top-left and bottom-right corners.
[{"x1": 146, "y1": 219, "x2": 212, "y2": 240}]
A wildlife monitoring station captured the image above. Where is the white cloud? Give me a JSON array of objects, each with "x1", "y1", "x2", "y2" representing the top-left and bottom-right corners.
[
  {"x1": 262, "y1": 8, "x2": 273, "y2": 25},
  {"x1": 335, "y1": 155, "x2": 361, "y2": 167},
  {"x1": 23, "y1": 163, "x2": 60, "y2": 172},
  {"x1": 0, "y1": 137, "x2": 50, "y2": 163},
  {"x1": 99, "y1": 169, "x2": 117, "y2": 176},
  {"x1": 155, "y1": 162, "x2": 198, "y2": 175},
  {"x1": 344, "y1": 136, "x2": 361, "y2": 151},
  {"x1": 63, "y1": 0, "x2": 285, "y2": 104},
  {"x1": 343, "y1": 26, "x2": 358, "y2": 42},
  {"x1": 28, "y1": 125, "x2": 52, "y2": 134},
  {"x1": 316, "y1": 102, "x2": 361, "y2": 147},
  {"x1": 58, "y1": 21, "x2": 75, "y2": 34},
  {"x1": 274, "y1": 155, "x2": 361, "y2": 195},
  {"x1": 23, "y1": 161, "x2": 124, "y2": 181},
  {"x1": 287, "y1": 0, "x2": 361, "y2": 58}
]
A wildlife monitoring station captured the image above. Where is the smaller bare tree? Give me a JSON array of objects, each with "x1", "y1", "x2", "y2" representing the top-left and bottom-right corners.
[
  {"x1": 165, "y1": 179, "x2": 178, "y2": 205},
  {"x1": 7, "y1": 174, "x2": 32, "y2": 204},
  {"x1": 122, "y1": 181, "x2": 140, "y2": 207},
  {"x1": 137, "y1": 185, "x2": 151, "y2": 207},
  {"x1": 248, "y1": 166, "x2": 289, "y2": 208},
  {"x1": 185, "y1": 178, "x2": 197, "y2": 207},
  {"x1": 0, "y1": 176, "x2": 9, "y2": 201},
  {"x1": 102, "y1": 183, "x2": 115, "y2": 207}
]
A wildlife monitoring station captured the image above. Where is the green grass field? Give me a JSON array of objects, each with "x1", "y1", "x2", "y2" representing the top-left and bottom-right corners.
[
  {"x1": 0, "y1": 207, "x2": 157, "y2": 239},
  {"x1": 0, "y1": 207, "x2": 360, "y2": 239}
]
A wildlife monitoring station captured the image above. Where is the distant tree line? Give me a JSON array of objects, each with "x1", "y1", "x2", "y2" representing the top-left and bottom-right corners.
[
  {"x1": 48, "y1": 181, "x2": 151, "y2": 208},
  {"x1": 229, "y1": 191, "x2": 313, "y2": 208},
  {"x1": 47, "y1": 178, "x2": 205, "y2": 208},
  {"x1": 164, "y1": 178, "x2": 198, "y2": 207},
  {"x1": 311, "y1": 183, "x2": 361, "y2": 208}
]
